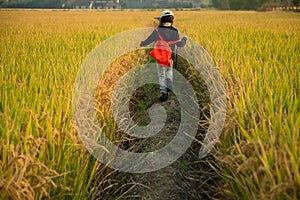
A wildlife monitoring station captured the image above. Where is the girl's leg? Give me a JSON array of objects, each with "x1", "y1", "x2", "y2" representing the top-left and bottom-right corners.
[
  {"x1": 157, "y1": 64, "x2": 167, "y2": 94},
  {"x1": 165, "y1": 64, "x2": 173, "y2": 92},
  {"x1": 157, "y1": 64, "x2": 168, "y2": 101}
]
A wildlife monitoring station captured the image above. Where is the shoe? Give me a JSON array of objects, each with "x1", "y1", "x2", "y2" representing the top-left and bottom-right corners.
[{"x1": 160, "y1": 93, "x2": 168, "y2": 101}]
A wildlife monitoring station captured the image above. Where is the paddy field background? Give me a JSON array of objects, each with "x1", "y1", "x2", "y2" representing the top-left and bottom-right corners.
[{"x1": 0, "y1": 10, "x2": 299, "y2": 199}]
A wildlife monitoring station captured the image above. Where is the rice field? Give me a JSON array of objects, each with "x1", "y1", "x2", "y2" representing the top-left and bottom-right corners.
[{"x1": 0, "y1": 10, "x2": 299, "y2": 199}]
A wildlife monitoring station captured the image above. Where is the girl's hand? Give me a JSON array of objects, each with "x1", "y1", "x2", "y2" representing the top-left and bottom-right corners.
[
  {"x1": 140, "y1": 41, "x2": 146, "y2": 47},
  {"x1": 181, "y1": 36, "x2": 187, "y2": 43}
]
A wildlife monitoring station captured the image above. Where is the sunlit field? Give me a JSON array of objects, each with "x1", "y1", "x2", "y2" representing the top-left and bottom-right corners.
[{"x1": 0, "y1": 10, "x2": 299, "y2": 199}]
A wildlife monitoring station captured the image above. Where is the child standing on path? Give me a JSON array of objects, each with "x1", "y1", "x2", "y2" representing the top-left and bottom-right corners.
[{"x1": 140, "y1": 10, "x2": 187, "y2": 101}]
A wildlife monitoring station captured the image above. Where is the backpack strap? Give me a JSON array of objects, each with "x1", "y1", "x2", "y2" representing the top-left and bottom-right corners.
[
  {"x1": 167, "y1": 40, "x2": 181, "y2": 45},
  {"x1": 155, "y1": 28, "x2": 164, "y2": 41},
  {"x1": 155, "y1": 28, "x2": 181, "y2": 45}
]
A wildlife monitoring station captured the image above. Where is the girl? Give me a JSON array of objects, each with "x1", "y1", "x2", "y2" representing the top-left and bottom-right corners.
[{"x1": 140, "y1": 10, "x2": 187, "y2": 101}]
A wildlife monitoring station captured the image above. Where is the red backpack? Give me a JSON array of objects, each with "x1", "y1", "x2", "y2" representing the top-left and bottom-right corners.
[{"x1": 149, "y1": 29, "x2": 180, "y2": 67}]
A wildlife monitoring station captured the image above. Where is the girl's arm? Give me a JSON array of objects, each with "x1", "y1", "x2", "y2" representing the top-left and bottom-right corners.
[
  {"x1": 176, "y1": 36, "x2": 187, "y2": 47},
  {"x1": 140, "y1": 31, "x2": 158, "y2": 47}
]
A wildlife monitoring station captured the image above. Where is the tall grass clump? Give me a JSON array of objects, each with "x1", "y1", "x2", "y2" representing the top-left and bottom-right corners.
[
  {"x1": 0, "y1": 10, "x2": 154, "y2": 199},
  {"x1": 176, "y1": 11, "x2": 300, "y2": 199}
]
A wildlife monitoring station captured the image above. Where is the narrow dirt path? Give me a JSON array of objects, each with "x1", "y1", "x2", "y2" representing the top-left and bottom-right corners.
[
  {"x1": 134, "y1": 166, "x2": 188, "y2": 199},
  {"x1": 128, "y1": 87, "x2": 211, "y2": 199}
]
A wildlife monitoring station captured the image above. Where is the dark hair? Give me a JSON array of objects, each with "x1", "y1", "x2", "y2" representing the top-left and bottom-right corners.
[{"x1": 160, "y1": 15, "x2": 174, "y2": 25}]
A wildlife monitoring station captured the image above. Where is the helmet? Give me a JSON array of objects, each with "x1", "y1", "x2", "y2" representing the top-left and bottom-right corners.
[{"x1": 161, "y1": 10, "x2": 174, "y2": 18}]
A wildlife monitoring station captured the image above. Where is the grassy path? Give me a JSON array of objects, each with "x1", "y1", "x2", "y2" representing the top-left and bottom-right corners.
[{"x1": 125, "y1": 83, "x2": 219, "y2": 199}]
